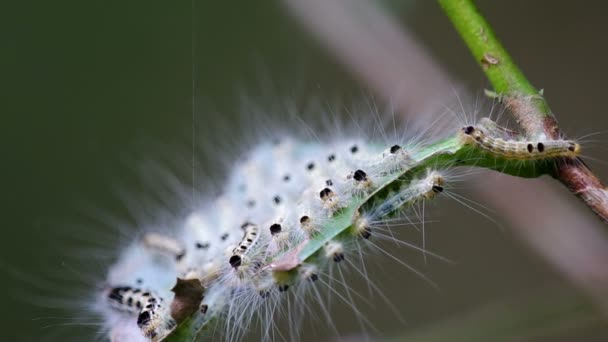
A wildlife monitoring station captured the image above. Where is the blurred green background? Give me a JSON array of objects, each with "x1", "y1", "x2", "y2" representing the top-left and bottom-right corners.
[{"x1": 3, "y1": 0, "x2": 608, "y2": 341}]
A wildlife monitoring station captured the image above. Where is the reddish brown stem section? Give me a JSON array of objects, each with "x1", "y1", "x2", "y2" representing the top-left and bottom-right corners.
[{"x1": 556, "y1": 159, "x2": 608, "y2": 222}]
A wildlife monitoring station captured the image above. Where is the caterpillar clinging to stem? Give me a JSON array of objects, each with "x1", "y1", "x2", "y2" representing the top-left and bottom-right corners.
[
  {"x1": 90, "y1": 112, "x2": 585, "y2": 341},
  {"x1": 460, "y1": 119, "x2": 580, "y2": 160}
]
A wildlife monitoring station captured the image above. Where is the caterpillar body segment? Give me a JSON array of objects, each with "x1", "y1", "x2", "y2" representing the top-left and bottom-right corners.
[
  {"x1": 367, "y1": 170, "x2": 444, "y2": 220},
  {"x1": 351, "y1": 169, "x2": 445, "y2": 239},
  {"x1": 229, "y1": 222, "x2": 260, "y2": 269},
  {"x1": 376, "y1": 144, "x2": 416, "y2": 176},
  {"x1": 137, "y1": 299, "x2": 176, "y2": 341},
  {"x1": 142, "y1": 233, "x2": 186, "y2": 262},
  {"x1": 476, "y1": 117, "x2": 520, "y2": 140},
  {"x1": 324, "y1": 240, "x2": 345, "y2": 262},
  {"x1": 105, "y1": 286, "x2": 176, "y2": 340},
  {"x1": 460, "y1": 120, "x2": 580, "y2": 160},
  {"x1": 106, "y1": 286, "x2": 152, "y2": 314}
]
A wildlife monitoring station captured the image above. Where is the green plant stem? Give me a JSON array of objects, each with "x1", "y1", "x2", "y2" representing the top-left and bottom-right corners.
[
  {"x1": 438, "y1": 0, "x2": 608, "y2": 223},
  {"x1": 439, "y1": 0, "x2": 537, "y2": 97},
  {"x1": 438, "y1": 0, "x2": 554, "y2": 137}
]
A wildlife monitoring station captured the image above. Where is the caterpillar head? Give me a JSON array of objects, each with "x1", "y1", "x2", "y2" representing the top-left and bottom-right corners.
[
  {"x1": 423, "y1": 170, "x2": 445, "y2": 200},
  {"x1": 460, "y1": 125, "x2": 484, "y2": 145},
  {"x1": 566, "y1": 141, "x2": 581, "y2": 157}
]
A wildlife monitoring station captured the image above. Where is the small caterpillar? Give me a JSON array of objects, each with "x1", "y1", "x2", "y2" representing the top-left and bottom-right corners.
[
  {"x1": 369, "y1": 169, "x2": 443, "y2": 219},
  {"x1": 143, "y1": 233, "x2": 186, "y2": 262},
  {"x1": 105, "y1": 286, "x2": 176, "y2": 340},
  {"x1": 229, "y1": 222, "x2": 260, "y2": 269},
  {"x1": 354, "y1": 169, "x2": 445, "y2": 240},
  {"x1": 460, "y1": 120, "x2": 580, "y2": 160}
]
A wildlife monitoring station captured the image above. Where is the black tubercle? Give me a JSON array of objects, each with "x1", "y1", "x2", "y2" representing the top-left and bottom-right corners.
[
  {"x1": 136, "y1": 311, "x2": 151, "y2": 327},
  {"x1": 300, "y1": 215, "x2": 310, "y2": 224},
  {"x1": 353, "y1": 169, "x2": 367, "y2": 182},
  {"x1": 333, "y1": 253, "x2": 345, "y2": 262},
  {"x1": 195, "y1": 242, "x2": 210, "y2": 249},
  {"x1": 273, "y1": 195, "x2": 282, "y2": 205},
  {"x1": 527, "y1": 143, "x2": 534, "y2": 153},
  {"x1": 432, "y1": 185, "x2": 444, "y2": 193},
  {"x1": 229, "y1": 255, "x2": 242, "y2": 268},
  {"x1": 307, "y1": 162, "x2": 315, "y2": 171},
  {"x1": 320, "y1": 188, "x2": 333, "y2": 200},
  {"x1": 463, "y1": 126, "x2": 475, "y2": 134},
  {"x1": 328, "y1": 154, "x2": 336, "y2": 162},
  {"x1": 350, "y1": 145, "x2": 359, "y2": 153},
  {"x1": 360, "y1": 226, "x2": 372, "y2": 239},
  {"x1": 270, "y1": 223, "x2": 282, "y2": 235},
  {"x1": 108, "y1": 287, "x2": 128, "y2": 303},
  {"x1": 390, "y1": 145, "x2": 401, "y2": 153}
]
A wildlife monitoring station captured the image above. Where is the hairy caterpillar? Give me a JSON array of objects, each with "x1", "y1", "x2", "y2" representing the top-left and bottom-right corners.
[
  {"x1": 142, "y1": 233, "x2": 186, "y2": 262},
  {"x1": 105, "y1": 286, "x2": 176, "y2": 340},
  {"x1": 460, "y1": 119, "x2": 581, "y2": 160},
  {"x1": 87, "y1": 109, "x2": 584, "y2": 342}
]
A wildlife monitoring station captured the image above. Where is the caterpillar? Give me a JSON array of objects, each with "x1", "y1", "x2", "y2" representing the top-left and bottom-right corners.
[
  {"x1": 355, "y1": 169, "x2": 445, "y2": 237},
  {"x1": 229, "y1": 222, "x2": 260, "y2": 269},
  {"x1": 105, "y1": 286, "x2": 176, "y2": 340},
  {"x1": 89, "y1": 112, "x2": 584, "y2": 341},
  {"x1": 142, "y1": 233, "x2": 186, "y2": 262},
  {"x1": 460, "y1": 119, "x2": 581, "y2": 160}
]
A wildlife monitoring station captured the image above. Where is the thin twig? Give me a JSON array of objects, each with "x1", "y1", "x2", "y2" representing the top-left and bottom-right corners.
[{"x1": 438, "y1": 0, "x2": 554, "y2": 136}]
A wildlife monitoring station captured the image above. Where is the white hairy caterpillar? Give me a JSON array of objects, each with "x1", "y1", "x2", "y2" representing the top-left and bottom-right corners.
[
  {"x1": 105, "y1": 286, "x2": 176, "y2": 341},
  {"x1": 354, "y1": 169, "x2": 445, "y2": 239},
  {"x1": 143, "y1": 233, "x2": 186, "y2": 262},
  {"x1": 85, "y1": 96, "x2": 584, "y2": 341}
]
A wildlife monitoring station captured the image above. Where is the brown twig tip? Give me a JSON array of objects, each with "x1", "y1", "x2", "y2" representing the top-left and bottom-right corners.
[{"x1": 170, "y1": 277, "x2": 205, "y2": 323}]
